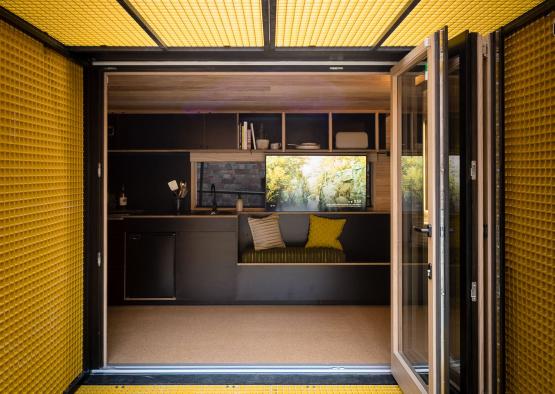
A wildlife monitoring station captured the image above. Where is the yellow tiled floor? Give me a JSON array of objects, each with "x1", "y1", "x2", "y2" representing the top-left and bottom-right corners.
[{"x1": 77, "y1": 385, "x2": 402, "y2": 393}]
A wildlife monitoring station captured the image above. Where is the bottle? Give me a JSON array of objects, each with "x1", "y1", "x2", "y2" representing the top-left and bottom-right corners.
[
  {"x1": 236, "y1": 194, "x2": 244, "y2": 212},
  {"x1": 119, "y1": 184, "x2": 128, "y2": 208}
]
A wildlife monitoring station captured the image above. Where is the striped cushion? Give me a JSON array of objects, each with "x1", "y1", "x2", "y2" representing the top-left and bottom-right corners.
[
  {"x1": 242, "y1": 247, "x2": 346, "y2": 264},
  {"x1": 248, "y1": 214, "x2": 285, "y2": 251}
]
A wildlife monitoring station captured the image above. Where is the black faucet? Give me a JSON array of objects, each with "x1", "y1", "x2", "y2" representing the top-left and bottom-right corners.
[{"x1": 210, "y1": 184, "x2": 217, "y2": 214}]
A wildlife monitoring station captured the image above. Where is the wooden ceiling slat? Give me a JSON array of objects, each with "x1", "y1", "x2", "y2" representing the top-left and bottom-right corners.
[{"x1": 107, "y1": 73, "x2": 391, "y2": 113}]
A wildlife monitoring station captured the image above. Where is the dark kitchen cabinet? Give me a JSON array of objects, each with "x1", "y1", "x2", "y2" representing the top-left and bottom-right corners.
[
  {"x1": 204, "y1": 113, "x2": 237, "y2": 149},
  {"x1": 108, "y1": 113, "x2": 237, "y2": 150},
  {"x1": 125, "y1": 232, "x2": 176, "y2": 299},
  {"x1": 108, "y1": 114, "x2": 204, "y2": 149},
  {"x1": 176, "y1": 231, "x2": 237, "y2": 302},
  {"x1": 108, "y1": 219, "x2": 125, "y2": 304}
]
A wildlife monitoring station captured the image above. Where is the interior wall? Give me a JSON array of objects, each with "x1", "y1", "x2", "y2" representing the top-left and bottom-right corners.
[
  {"x1": 503, "y1": 11, "x2": 554, "y2": 392},
  {"x1": 0, "y1": 20, "x2": 83, "y2": 392}
]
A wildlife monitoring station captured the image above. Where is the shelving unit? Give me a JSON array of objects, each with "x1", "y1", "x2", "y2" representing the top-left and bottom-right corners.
[
  {"x1": 107, "y1": 111, "x2": 392, "y2": 213},
  {"x1": 108, "y1": 111, "x2": 390, "y2": 153}
]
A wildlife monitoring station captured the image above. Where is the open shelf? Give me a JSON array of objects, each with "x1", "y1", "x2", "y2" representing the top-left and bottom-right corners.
[
  {"x1": 285, "y1": 113, "x2": 329, "y2": 150},
  {"x1": 332, "y1": 113, "x2": 376, "y2": 150},
  {"x1": 239, "y1": 113, "x2": 282, "y2": 148},
  {"x1": 108, "y1": 111, "x2": 389, "y2": 153}
]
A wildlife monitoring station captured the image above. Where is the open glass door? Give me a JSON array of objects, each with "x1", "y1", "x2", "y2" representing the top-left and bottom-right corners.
[{"x1": 390, "y1": 28, "x2": 449, "y2": 393}]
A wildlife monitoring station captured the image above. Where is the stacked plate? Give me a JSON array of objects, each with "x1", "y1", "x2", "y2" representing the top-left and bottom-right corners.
[{"x1": 294, "y1": 142, "x2": 321, "y2": 150}]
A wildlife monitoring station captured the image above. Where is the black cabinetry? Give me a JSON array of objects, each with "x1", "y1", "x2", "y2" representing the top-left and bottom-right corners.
[
  {"x1": 204, "y1": 113, "x2": 237, "y2": 148},
  {"x1": 108, "y1": 113, "x2": 237, "y2": 150},
  {"x1": 176, "y1": 231, "x2": 237, "y2": 302},
  {"x1": 125, "y1": 232, "x2": 176, "y2": 299},
  {"x1": 108, "y1": 217, "x2": 238, "y2": 305},
  {"x1": 285, "y1": 113, "x2": 329, "y2": 149}
]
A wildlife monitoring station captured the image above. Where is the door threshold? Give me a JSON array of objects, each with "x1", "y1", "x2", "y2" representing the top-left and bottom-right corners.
[{"x1": 93, "y1": 364, "x2": 391, "y2": 375}]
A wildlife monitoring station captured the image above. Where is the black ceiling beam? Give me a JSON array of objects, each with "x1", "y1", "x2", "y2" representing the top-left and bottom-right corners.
[
  {"x1": 0, "y1": 6, "x2": 75, "y2": 60},
  {"x1": 262, "y1": 0, "x2": 270, "y2": 50},
  {"x1": 372, "y1": 0, "x2": 421, "y2": 49},
  {"x1": 71, "y1": 47, "x2": 410, "y2": 63},
  {"x1": 116, "y1": 0, "x2": 167, "y2": 49},
  {"x1": 268, "y1": 0, "x2": 276, "y2": 50}
]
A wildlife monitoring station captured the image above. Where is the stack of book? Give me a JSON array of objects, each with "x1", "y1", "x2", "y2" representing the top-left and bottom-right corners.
[{"x1": 238, "y1": 121, "x2": 257, "y2": 150}]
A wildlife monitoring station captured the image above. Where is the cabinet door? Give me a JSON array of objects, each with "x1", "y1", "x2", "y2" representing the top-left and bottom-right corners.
[
  {"x1": 125, "y1": 232, "x2": 176, "y2": 299},
  {"x1": 176, "y1": 231, "x2": 237, "y2": 302},
  {"x1": 108, "y1": 219, "x2": 125, "y2": 305},
  {"x1": 204, "y1": 114, "x2": 237, "y2": 149},
  {"x1": 109, "y1": 114, "x2": 204, "y2": 149}
]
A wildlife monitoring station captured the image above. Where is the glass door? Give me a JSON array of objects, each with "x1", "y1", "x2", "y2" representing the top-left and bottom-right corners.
[{"x1": 390, "y1": 28, "x2": 449, "y2": 394}]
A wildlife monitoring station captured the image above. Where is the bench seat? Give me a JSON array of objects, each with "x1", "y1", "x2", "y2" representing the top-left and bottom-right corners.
[{"x1": 241, "y1": 246, "x2": 346, "y2": 264}]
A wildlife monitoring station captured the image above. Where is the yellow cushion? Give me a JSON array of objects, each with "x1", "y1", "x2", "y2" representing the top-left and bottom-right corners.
[{"x1": 305, "y1": 215, "x2": 346, "y2": 251}]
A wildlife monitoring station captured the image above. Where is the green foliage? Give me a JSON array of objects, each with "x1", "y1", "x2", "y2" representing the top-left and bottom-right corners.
[
  {"x1": 401, "y1": 155, "x2": 423, "y2": 204},
  {"x1": 266, "y1": 156, "x2": 309, "y2": 208},
  {"x1": 266, "y1": 156, "x2": 366, "y2": 210}
]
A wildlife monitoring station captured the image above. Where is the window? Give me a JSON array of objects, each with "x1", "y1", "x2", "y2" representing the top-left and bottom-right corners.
[{"x1": 196, "y1": 162, "x2": 265, "y2": 208}]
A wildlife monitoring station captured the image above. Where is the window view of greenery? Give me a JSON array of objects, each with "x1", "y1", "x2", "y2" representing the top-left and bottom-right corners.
[
  {"x1": 401, "y1": 156, "x2": 424, "y2": 211},
  {"x1": 266, "y1": 156, "x2": 367, "y2": 211},
  {"x1": 401, "y1": 155, "x2": 461, "y2": 211}
]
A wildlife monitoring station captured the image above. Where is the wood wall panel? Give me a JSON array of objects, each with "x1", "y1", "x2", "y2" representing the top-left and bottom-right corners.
[
  {"x1": 373, "y1": 154, "x2": 391, "y2": 212},
  {"x1": 108, "y1": 72, "x2": 390, "y2": 113}
]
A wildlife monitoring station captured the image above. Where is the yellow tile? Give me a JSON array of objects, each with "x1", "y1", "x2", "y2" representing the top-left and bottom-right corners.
[
  {"x1": 128, "y1": 0, "x2": 264, "y2": 47},
  {"x1": 276, "y1": 0, "x2": 411, "y2": 47},
  {"x1": 0, "y1": 0, "x2": 155, "y2": 46},
  {"x1": 0, "y1": 19, "x2": 84, "y2": 393},
  {"x1": 384, "y1": 0, "x2": 542, "y2": 46},
  {"x1": 503, "y1": 11, "x2": 555, "y2": 393}
]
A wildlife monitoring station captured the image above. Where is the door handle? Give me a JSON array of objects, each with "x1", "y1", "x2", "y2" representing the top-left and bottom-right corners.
[{"x1": 413, "y1": 224, "x2": 432, "y2": 237}]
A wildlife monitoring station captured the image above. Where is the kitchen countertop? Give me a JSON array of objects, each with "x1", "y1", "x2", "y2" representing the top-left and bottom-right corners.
[{"x1": 108, "y1": 210, "x2": 238, "y2": 219}]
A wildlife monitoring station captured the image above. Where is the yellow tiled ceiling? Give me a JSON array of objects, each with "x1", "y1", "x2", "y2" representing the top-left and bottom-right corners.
[
  {"x1": 276, "y1": 0, "x2": 412, "y2": 47},
  {"x1": 127, "y1": 0, "x2": 264, "y2": 47},
  {"x1": 0, "y1": 0, "x2": 155, "y2": 46},
  {"x1": 384, "y1": 0, "x2": 543, "y2": 46}
]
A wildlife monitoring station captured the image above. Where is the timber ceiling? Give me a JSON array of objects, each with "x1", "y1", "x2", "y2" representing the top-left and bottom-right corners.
[{"x1": 107, "y1": 72, "x2": 391, "y2": 112}]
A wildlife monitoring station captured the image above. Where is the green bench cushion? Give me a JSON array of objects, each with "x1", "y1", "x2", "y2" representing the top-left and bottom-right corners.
[{"x1": 241, "y1": 246, "x2": 346, "y2": 264}]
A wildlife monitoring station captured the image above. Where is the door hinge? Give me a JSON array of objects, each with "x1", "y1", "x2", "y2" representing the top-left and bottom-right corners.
[
  {"x1": 471, "y1": 281, "x2": 477, "y2": 302},
  {"x1": 470, "y1": 160, "x2": 477, "y2": 180},
  {"x1": 482, "y1": 41, "x2": 488, "y2": 57},
  {"x1": 426, "y1": 263, "x2": 432, "y2": 280},
  {"x1": 97, "y1": 162, "x2": 102, "y2": 179},
  {"x1": 97, "y1": 251, "x2": 102, "y2": 268}
]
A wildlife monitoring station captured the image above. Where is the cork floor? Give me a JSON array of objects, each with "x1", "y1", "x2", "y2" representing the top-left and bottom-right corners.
[{"x1": 107, "y1": 305, "x2": 391, "y2": 365}]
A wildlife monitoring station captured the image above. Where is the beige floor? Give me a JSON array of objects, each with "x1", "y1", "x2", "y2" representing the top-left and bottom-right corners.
[{"x1": 107, "y1": 305, "x2": 390, "y2": 365}]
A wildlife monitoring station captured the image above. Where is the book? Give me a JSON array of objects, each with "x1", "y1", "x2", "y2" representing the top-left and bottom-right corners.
[
  {"x1": 242, "y1": 121, "x2": 248, "y2": 150},
  {"x1": 246, "y1": 122, "x2": 251, "y2": 149},
  {"x1": 250, "y1": 122, "x2": 257, "y2": 150}
]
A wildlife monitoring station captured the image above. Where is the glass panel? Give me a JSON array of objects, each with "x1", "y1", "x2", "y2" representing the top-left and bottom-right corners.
[
  {"x1": 448, "y1": 56, "x2": 462, "y2": 392},
  {"x1": 196, "y1": 162, "x2": 265, "y2": 208},
  {"x1": 399, "y1": 62, "x2": 429, "y2": 383}
]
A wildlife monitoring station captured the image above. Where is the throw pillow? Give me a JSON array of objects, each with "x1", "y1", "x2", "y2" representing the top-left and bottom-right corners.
[
  {"x1": 248, "y1": 214, "x2": 286, "y2": 251},
  {"x1": 305, "y1": 215, "x2": 346, "y2": 251}
]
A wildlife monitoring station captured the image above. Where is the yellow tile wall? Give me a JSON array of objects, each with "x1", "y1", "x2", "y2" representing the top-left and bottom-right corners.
[
  {"x1": 503, "y1": 11, "x2": 555, "y2": 393},
  {"x1": 0, "y1": 20, "x2": 84, "y2": 392}
]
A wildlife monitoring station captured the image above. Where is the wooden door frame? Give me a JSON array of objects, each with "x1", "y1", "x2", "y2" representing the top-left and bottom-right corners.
[{"x1": 390, "y1": 30, "x2": 445, "y2": 394}]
